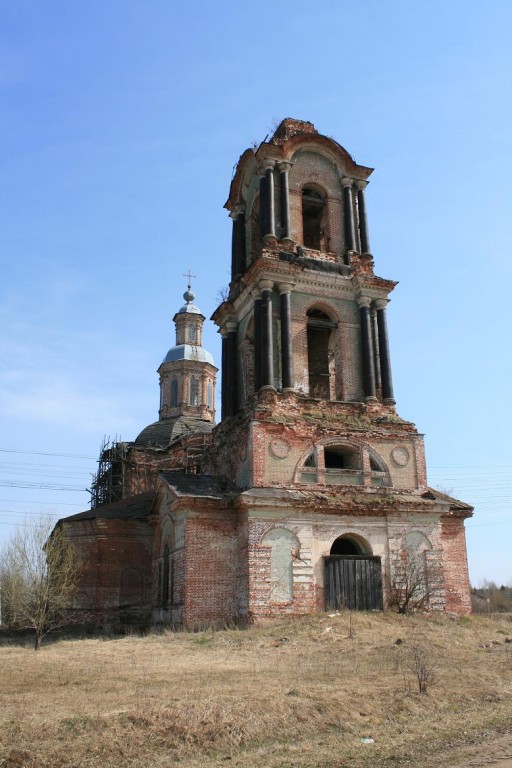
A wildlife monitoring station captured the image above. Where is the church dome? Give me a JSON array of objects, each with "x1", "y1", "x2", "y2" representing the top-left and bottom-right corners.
[
  {"x1": 162, "y1": 343, "x2": 214, "y2": 365},
  {"x1": 134, "y1": 416, "x2": 214, "y2": 447}
]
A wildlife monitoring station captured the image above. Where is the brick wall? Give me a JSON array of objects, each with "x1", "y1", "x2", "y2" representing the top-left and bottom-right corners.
[{"x1": 440, "y1": 516, "x2": 472, "y2": 614}]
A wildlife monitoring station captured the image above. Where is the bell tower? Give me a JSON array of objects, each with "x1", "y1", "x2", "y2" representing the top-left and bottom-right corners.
[{"x1": 203, "y1": 119, "x2": 472, "y2": 618}]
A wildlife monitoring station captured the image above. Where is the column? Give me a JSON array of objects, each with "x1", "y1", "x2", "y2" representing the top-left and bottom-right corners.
[
  {"x1": 260, "y1": 280, "x2": 274, "y2": 389},
  {"x1": 259, "y1": 175, "x2": 267, "y2": 237},
  {"x1": 226, "y1": 320, "x2": 238, "y2": 415},
  {"x1": 221, "y1": 321, "x2": 238, "y2": 418},
  {"x1": 263, "y1": 160, "x2": 275, "y2": 238},
  {"x1": 358, "y1": 296, "x2": 377, "y2": 401},
  {"x1": 278, "y1": 283, "x2": 294, "y2": 390},
  {"x1": 221, "y1": 331, "x2": 228, "y2": 420},
  {"x1": 253, "y1": 289, "x2": 262, "y2": 392},
  {"x1": 235, "y1": 205, "x2": 246, "y2": 276},
  {"x1": 230, "y1": 212, "x2": 237, "y2": 281},
  {"x1": 371, "y1": 306, "x2": 381, "y2": 393},
  {"x1": 375, "y1": 299, "x2": 395, "y2": 403},
  {"x1": 342, "y1": 177, "x2": 356, "y2": 252},
  {"x1": 356, "y1": 181, "x2": 371, "y2": 255},
  {"x1": 278, "y1": 161, "x2": 292, "y2": 240}
]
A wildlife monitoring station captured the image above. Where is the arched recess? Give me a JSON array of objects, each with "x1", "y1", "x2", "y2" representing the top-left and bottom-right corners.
[
  {"x1": 330, "y1": 533, "x2": 372, "y2": 556},
  {"x1": 302, "y1": 184, "x2": 326, "y2": 250},
  {"x1": 119, "y1": 567, "x2": 143, "y2": 607},
  {"x1": 158, "y1": 517, "x2": 174, "y2": 607},
  {"x1": 403, "y1": 531, "x2": 433, "y2": 604},
  {"x1": 405, "y1": 531, "x2": 432, "y2": 554},
  {"x1": 306, "y1": 306, "x2": 338, "y2": 399},
  {"x1": 260, "y1": 527, "x2": 300, "y2": 604}
]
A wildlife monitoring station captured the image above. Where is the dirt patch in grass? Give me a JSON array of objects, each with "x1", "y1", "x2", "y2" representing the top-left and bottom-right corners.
[{"x1": 0, "y1": 612, "x2": 511, "y2": 767}]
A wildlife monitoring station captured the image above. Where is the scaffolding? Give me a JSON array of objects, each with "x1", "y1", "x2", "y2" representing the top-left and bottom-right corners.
[
  {"x1": 89, "y1": 429, "x2": 212, "y2": 508},
  {"x1": 90, "y1": 437, "x2": 130, "y2": 509}
]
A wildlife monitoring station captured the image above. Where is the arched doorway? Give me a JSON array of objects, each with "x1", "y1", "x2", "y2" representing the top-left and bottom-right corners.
[{"x1": 325, "y1": 534, "x2": 383, "y2": 612}]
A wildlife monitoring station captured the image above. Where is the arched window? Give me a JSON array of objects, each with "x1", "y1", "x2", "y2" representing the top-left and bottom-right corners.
[
  {"x1": 302, "y1": 187, "x2": 325, "y2": 250},
  {"x1": 170, "y1": 378, "x2": 178, "y2": 407},
  {"x1": 162, "y1": 544, "x2": 169, "y2": 605},
  {"x1": 189, "y1": 377, "x2": 199, "y2": 406},
  {"x1": 307, "y1": 308, "x2": 337, "y2": 399},
  {"x1": 207, "y1": 380, "x2": 213, "y2": 409}
]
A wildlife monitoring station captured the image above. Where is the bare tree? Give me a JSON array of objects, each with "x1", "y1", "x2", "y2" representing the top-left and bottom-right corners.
[
  {"x1": 0, "y1": 517, "x2": 81, "y2": 650},
  {"x1": 390, "y1": 550, "x2": 443, "y2": 614}
]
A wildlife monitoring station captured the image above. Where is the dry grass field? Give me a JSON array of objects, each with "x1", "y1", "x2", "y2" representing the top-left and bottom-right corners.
[{"x1": 1, "y1": 612, "x2": 511, "y2": 768}]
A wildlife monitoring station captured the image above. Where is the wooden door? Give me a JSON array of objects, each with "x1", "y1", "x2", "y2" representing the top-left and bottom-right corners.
[{"x1": 324, "y1": 555, "x2": 383, "y2": 611}]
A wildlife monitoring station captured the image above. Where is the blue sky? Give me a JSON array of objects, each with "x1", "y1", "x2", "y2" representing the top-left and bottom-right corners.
[{"x1": 1, "y1": 1, "x2": 511, "y2": 585}]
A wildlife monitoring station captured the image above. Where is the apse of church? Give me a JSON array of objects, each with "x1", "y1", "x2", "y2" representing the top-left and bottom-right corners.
[{"x1": 58, "y1": 118, "x2": 473, "y2": 631}]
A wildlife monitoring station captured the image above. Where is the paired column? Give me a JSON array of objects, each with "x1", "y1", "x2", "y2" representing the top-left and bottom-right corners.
[
  {"x1": 342, "y1": 176, "x2": 356, "y2": 253},
  {"x1": 252, "y1": 288, "x2": 262, "y2": 392},
  {"x1": 356, "y1": 181, "x2": 371, "y2": 255},
  {"x1": 375, "y1": 299, "x2": 395, "y2": 403},
  {"x1": 358, "y1": 296, "x2": 377, "y2": 401},
  {"x1": 221, "y1": 320, "x2": 239, "y2": 419},
  {"x1": 262, "y1": 160, "x2": 276, "y2": 238},
  {"x1": 259, "y1": 280, "x2": 274, "y2": 388},
  {"x1": 358, "y1": 295, "x2": 395, "y2": 404},
  {"x1": 278, "y1": 161, "x2": 292, "y2": 240},
  {"x1": 252, "y1": 281, "x2": 295, "y2": 392},
  {"x1": 278, "y1": 283, "x2": 294, "y2": 390}
]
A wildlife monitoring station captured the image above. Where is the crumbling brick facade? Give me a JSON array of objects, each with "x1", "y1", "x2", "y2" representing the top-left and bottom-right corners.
[{"x1": 60, "y1": 118, "x2": 473, "y2": 630}]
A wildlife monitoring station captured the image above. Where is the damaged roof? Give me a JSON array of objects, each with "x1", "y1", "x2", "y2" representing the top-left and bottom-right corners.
[
  {"x1": 60, "y1": 492, "x2": 155, "y2": 523},
  {"x1": 160, "y1": 472, "x2": 238, "y2": 499},
  {"x1": 422, "y1": 487, "x2": 474, "y2": 512}
]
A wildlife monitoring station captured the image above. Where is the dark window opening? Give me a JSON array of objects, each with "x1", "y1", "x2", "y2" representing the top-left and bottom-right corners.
[
  {"x1": 307, "y1": 326, "x2": 330, "y2": 398},
  {"x1": 325, "y1": 446, "x2": 360, "y2": 470},
  {"x1": 170, "y1": 379, "x2": 178, "y2": 407},
  {"x1": 189, "y1": 377, "x2": 199, "y2": 406},
  {"x1": 307, "y1": 309, "x2": 336, "y2": 400},
  {"x1": 302, "y1": 187, "x2": 325, "y2": 250},
  {"x1": 330, "y1": 537, "x2": 363, "y2": 555},
  {"x1": 304, "y1": 452, "x2": 316, "y2": 467},
  {"x1": 370, "y1": 456, "x2": 381, "y2": 471}
]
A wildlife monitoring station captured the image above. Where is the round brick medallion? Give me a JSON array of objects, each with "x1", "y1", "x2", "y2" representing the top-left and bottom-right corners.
[
  {"x1": 391, "y1": 446, "x2": 410, "y2": 467},
  {"x1": 269, "y1": 438, "x2": 291, "y2": 459}
]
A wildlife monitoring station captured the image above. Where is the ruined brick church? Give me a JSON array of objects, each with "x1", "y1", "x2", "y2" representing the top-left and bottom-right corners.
[{"x1": 59, "y1": 118, "x2": 473, "y2": 629}]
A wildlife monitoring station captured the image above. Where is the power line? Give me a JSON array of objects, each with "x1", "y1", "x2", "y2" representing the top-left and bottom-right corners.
[
  {"x1": 0, "y1": 448, "x2": 96, "y2": 459},
  {"x1": 0, "y1": 482, "x2": 87, "y2": 491},
  {"x1": 0, "y1": 498, "x2": 84, "y2": 506}
]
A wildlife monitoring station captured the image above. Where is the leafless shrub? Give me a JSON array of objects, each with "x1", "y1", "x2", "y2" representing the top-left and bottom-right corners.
[
  {"x1": 390, "y1": 550, "x2": 443, "y2": 614},
  {"x1": 409, "y1": 644, "x2": 437, "y2": 694},
  {"x1": 216, "y1": 285, "x2": 230, "y2": 303}
]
